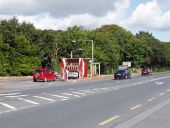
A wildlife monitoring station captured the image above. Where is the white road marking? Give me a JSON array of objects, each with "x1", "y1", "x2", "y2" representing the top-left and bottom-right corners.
[
  {"x1": 0, "y1": 93, "x2": 20, "y2": 96},
  {"x1": 5, "y1": 95, "x2": 27, "y2": 98},
  {"x1": 159, "y1": 93, "x2": 165, "y2": 96},
  {"x1": 150, "y1": 76, "x2": 170, "y2": 82},
  {"x1": 33, "y1": 96, "x2": 56, "y2": 102},
  {"x1": 155, "y1": 82, "x2": 164, "y2": 85},
  {"x1": 80, "y1": 90, "x2": 95, "y2": 93},
  {"x1": 166, "y1": 89, "x2": 170, "y2": 92},
  {"x1": 72, "y1": 91, "x2": 86, "y2": 95},
  {"x1": 17, "y1": 98, "x2": 39, "y2": 105},
  {"x1": 93, "y1": 88, "x2": 102, "y2": 91},
  {"x1": 110, "y1": 87, "x2": 119, "y2": 90},
  {"x1": 130, "y1": 104, "x2": 142, "y2": 110},
  {"x1": 147, "y1": 97, "x2": 155, "y2": 102},
  {"x1": 61, "y1": 93, "x2": 81, "y2": 97},
  {"x1": 0, "y1": 102, "x2": 17, "y2": 110},
  {"x1": 19, "y1": 105, "x2": 36, "y2": 110},
  {"x1": 100, "y1": 88, "x2": 110, "y2": 90},
  {"x1": 60, "y1": 99, "x2": 69, "y2": 101},
  {"x1": 47, "y1": 94, "x2": 70, "y2": 99}
]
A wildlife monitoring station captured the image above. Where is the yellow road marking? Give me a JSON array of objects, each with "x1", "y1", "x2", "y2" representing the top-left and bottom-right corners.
[
  {"x1": 159, "y1": 93, "x2": 165, "y2": 96},
  {"x1": 130, "y1": 104, "x2": 142, "y2": 110},
  {"x1": 98, "y1": 116, "x2": 120, "y2": 126},
  {"x1": 147, "y1": 97, "x2": 155, "y2": 102}
]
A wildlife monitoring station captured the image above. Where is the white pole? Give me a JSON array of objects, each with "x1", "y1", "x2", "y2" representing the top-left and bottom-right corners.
[{"x1": 71, "y1": 51, "x2": 73, "y2": 58}]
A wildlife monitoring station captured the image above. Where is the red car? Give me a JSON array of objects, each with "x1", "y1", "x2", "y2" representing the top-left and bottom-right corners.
[
  {"x1": 141, "y1": 67, "x2": 152, "y2": 76},
  {"x1": 33, "y1": 68, "x2": 56, "y2": 82}
]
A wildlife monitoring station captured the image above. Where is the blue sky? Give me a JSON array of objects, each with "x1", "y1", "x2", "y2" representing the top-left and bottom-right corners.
[{"x1": 0, "y1": 0, "x2": 170, "y2": 42}]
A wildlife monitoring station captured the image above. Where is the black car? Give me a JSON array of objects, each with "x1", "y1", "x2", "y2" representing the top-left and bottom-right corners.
[{"x1": 114, "y1": 68, "x2": 131, "y2": 80}]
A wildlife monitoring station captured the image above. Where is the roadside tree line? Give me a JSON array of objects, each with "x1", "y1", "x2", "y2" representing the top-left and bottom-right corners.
[{"x1": 0, "y1": 18, "x2": 170, "y2": 76}]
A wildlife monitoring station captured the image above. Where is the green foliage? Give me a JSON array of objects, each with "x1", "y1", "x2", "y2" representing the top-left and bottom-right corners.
[
  {"x1": 0, "y1": 18, "x2": 40, "y2": 76},
  {"x1": 90, "y1": 30, "x2": 120, "y2": 73},
  {"x1": 0, "y1": 18, "x2": 170, "y2": 76}
]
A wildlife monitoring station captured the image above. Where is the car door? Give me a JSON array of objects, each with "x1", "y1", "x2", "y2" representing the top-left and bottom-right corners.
[{"x1": 45, "y1": 69, "x2": 52, "y2": 80}]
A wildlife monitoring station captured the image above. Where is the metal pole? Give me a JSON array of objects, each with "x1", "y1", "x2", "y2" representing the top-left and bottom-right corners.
[
  {"x1": 91, "y1": 40, "x2": 94, "y2": 78},
  {"x1": 99, "y1": 63, "x2": 100, "y2": 76},
  {"x1": 92, "y1": 40, "x2": 94, "y2": 63}
]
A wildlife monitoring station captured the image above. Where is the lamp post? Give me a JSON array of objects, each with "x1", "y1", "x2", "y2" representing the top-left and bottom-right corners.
[
  {"x1": 72, "y1": 40, "x2": 94, "y2": 78},
  {"x1": 71, "y1": 48, "x2": 83, "y2": 58}
]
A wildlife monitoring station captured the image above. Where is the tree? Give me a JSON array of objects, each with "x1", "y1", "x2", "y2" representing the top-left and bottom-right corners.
[
  {"x1": 136, "y1": 31, "x2": 164, "y2": 67},
  {"x1": 90, "y1": 30, "x2": 120, "y2": 73}
]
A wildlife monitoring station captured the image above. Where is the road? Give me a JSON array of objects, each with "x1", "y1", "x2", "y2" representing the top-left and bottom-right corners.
[{"x1": 0, "y1": 72, "x2": 170, "y2": 128}]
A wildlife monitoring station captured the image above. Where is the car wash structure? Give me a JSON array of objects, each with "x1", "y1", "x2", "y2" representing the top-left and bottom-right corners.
[{"x1": 61, "y1": 58, "x2": 88, "y2": 80}]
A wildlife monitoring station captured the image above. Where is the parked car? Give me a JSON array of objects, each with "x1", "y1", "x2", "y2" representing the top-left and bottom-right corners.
[
  {"x1": 54, "y1": 72, "x2": 61, "y2": 79},
  {"x1": 68, "y1": 71, "x2": 79, "y2": 79},
  {"x1": 33, "y1": 68, "x2": 56, "y2": 82},
  {"x1": 114, "y1": 68, "x2": 131, "y2": 80},
  {"x1": 141, "y1": 67, "x2": 152, "y2": 76}
]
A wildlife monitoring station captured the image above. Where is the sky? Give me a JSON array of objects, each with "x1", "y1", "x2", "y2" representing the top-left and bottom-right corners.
[{"x1": 0, "y1": 0, "x2": 170, "y2": 42}]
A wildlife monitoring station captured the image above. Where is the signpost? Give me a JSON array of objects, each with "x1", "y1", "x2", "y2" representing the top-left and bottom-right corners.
[{"x1": 122, "y1": 61, "x2": 131, "y2": 68}]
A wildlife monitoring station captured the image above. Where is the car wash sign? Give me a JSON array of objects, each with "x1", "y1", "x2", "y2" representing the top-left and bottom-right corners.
[{"x1": 122, "y1": 61, "x2": 131, "y2": 67}]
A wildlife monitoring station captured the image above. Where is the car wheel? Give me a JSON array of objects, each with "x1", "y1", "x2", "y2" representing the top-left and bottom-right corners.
[
  {"x1": 44, "y1": 77, "x2": 48, "y2": 82},
  {"x1": 33, "y1": 79, "x2": 37, "y2": 82}
]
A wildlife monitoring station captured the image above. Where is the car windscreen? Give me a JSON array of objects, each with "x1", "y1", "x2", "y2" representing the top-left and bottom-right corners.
[
  {"x1": 36, "y1": 70, "x2": 44, "y2": 73},
  {"x1": 142, "y1": 68, "x2": 149, "y2": 71},
  {"x1": 116, "y1": 70, "x2": 125, "y2": 74}
]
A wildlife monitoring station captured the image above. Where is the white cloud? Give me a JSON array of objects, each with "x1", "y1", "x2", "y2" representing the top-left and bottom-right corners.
[
  {"x1": 0, "y1": 0, "x2": 170, "y2": 41},
  {"x1": 0, "y1": 0, "x2": 117, "y2": 17},
  {"x1": 10, "y1": 0, "x2": 130, "y2": 30},
  {"x1": 126, "y1": 0, "x2": 170, "y2": 30}
]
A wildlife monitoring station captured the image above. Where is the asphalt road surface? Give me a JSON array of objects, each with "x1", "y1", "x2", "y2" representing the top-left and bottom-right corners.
[{"x1": 0, "y1": 72, "x2": 170, "y2": 128}]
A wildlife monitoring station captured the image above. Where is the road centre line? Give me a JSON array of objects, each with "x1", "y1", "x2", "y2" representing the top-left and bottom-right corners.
[
  {"x1": 98, "y1": 116, "x2": 120, "y2": 126},
  {"x1": 33, "y1": 96, "x2": 56, "y2": 102},
  {"x1": 130, "y1": 104, "x2": 142, "y2": 111},
  {"x1": 0, "y1": 102, "x2": 17, "y2": 110},
  {"x1": 17, "y1": 98, "x2": 39, "y2": 105},
  {"x1": 147, "y1": 97, "x2": 156, "y2": 102}
]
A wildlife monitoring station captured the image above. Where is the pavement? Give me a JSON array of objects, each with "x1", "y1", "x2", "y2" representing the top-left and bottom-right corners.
[
  {"x1": 114, "y1": 97, "x2": 170, "y2": 128},
  {"x1": 132, "y1": 103, "x2": 170, "y2": 128}
]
